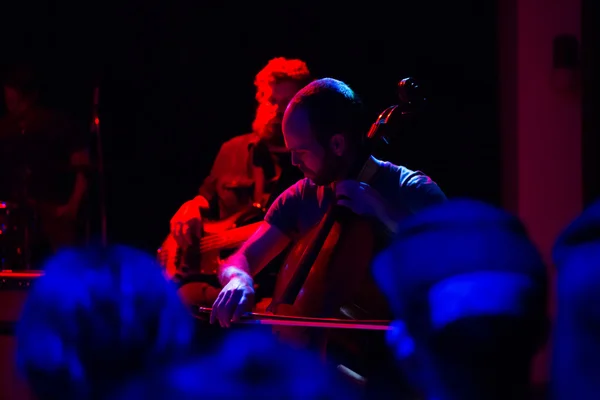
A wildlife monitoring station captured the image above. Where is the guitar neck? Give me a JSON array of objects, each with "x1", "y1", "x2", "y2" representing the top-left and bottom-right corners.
[{"x1": 199, "y1": 222, "x2": 262, "y2": 252}]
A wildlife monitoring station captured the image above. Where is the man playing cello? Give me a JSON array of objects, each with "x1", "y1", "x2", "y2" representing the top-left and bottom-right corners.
[
  {"x1": 210, "y1": 77, "x2": 446, "y2": 325},
  {"x1": 209, "y1": 78, "x2": 447, "y2": 393},
  {"x1": 166, "y1": 57, "x2": 310, "y2": 306}
]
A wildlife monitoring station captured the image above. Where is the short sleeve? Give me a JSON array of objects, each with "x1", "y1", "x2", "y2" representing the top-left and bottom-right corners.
[
  {"x1": 401, "y1": 170, "x2": 448, "y2": 213},
  {"x1": 264, "y1": 179, "x2": 306, "y2": 238}
]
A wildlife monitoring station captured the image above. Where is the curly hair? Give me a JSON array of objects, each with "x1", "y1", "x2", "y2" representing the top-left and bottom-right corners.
[
  {"x1": 254, "y1": 57, "x2": 312, "y2": 104},
  {"x1": 251, "y1": 57, "x2": 312, "y2": 139},
  {"x1": 16, "y1": 245, "x2": 195, "y2": 400}
]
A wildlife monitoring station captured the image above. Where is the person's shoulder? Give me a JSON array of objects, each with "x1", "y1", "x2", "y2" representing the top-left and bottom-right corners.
[
  {"x1": 373, "y1": 158, "x2": 447, "y2": 209},
  {"x1": 270, "y1": 178, "x2": 320, "y2": 211},
  {"x1": 264, "y1": 178, "x2": 310, "y2": 234},
  {"x1": 281, "y1": 177, "x2": 312, "y2": 198},
  {"x1": 221, "y1": 133, "x2": 259, "y2": 150},
  {"x1": 374, "y1": 158, "x2": 438, "y2": 188}
]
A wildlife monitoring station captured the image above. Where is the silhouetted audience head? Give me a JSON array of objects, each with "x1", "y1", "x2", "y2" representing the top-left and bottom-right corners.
[
  {"x1": 373, "y1": 199, "x2": 549, "y2": 400},
  {"x1": 552, "y1": 200, "x2": 600, "y2": 399},
  {"x1": 16, "y1": 245, "x2": 195, "y2": 400},
  {"x1": 109, "y1": 328, "x2": 359, "y2": 400}
]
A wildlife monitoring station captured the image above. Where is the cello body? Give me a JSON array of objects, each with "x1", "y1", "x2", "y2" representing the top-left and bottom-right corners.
[
  {"x1": 273, "y1": 216, "x2": 390, "y2": 351},
  {"x1": 270, "y1": 158, "x2": 391, "y2": 352}
]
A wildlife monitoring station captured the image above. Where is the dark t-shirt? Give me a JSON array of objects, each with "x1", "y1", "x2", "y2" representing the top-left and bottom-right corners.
[
  {"x1": 263, "y1": 158, "x2": 446, "y2": 395},
  {"x1": 265, "y1": 157, "x2": 447, "y2": 240},
  {"x1": 0, "y1": 107, "x2": 87, "y2": 204}
]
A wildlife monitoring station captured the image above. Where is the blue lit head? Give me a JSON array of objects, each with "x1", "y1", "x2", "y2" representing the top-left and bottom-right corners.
[
  {"x1": 374, "y1": 199, "x2": 547, "y2": 326},
  {"x1": 373, "y1": 199, "x2": 548, "y2": 396},
  {"x1": 552, "y1": 200, "x2": 600, "y2": 399},
  {"x1": 109, "y1": 328, "x2": 359, "y2": 400},
  {"x1": 183, "y1": 329, "x2": 358, "y2": 399},
  {"x1": 16, "y1": 245, "x2": 195, "y2": 400}
]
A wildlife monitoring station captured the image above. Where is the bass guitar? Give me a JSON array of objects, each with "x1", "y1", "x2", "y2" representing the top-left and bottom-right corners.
[{"x1": 157, "y1": 206, "x2": 264, "y2": 279}]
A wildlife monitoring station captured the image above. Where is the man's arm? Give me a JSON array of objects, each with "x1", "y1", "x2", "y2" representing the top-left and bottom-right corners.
[
  {"x1": 211, "y1": 180, "x2": 304, "y2": 326},
  {"x1": 211, "y1": 223, "x2": 290, "y2": 327},
  {"x1": 170, "y1": 143, "x2": 231, "y2": 244},
  {"x1": 218, "y1": 178, "x2": 305, "y2": 283},
  {"x1": 218, "y1": 222, "x2": 291, "y2": 285}
]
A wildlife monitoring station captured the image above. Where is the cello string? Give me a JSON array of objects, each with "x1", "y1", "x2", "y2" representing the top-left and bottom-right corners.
[{"x1": 194, "y1": 307, "x2": 392, "y2": 331}]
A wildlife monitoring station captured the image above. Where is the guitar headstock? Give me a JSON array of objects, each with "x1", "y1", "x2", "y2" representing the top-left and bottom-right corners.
[{"x1": 366, "y1": 77, "x2": 426, "y2": 145}]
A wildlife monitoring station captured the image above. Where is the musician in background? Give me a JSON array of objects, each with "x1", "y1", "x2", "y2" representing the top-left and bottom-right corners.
[
  {"x1": 210, "y1": 78, "x2": 446, "y2": 394},
  {"x1": 168, "y1": 57, "x2": 311, "y2": 305},
  {"x1": 170, "y1": 57, "x2": 311, "y2": 247},
  {"x1": 0, "y1": 65, "x2": 90, "y2": 267}
]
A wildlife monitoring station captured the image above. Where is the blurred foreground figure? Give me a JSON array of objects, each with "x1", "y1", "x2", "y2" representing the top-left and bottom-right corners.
[
  {"x1": 110, "y1": 328, "x2": 359, "y2": 400},
  {"x1": 16, "y1": 245, "x2": 195, "y2": 400},
  {"x1": 552, "y1": 200, "x2": 600, "y2": 400},
  {"x1": 373, "y1": 199, "x2": 549, "y2": 400}
]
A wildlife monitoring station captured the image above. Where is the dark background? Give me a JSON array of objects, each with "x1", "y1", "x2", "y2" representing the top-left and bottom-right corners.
[
  {"x1": 583, "y1": 0, "x2": 600, "y2": 206},
  {"x1": 0, "y1": 2, "x2": 500, "y2": 252}
]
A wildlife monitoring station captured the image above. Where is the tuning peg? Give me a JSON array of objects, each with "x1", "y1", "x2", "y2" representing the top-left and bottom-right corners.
[{"x1": 397, "y1": 77, "x2": 425, "y2": 106}]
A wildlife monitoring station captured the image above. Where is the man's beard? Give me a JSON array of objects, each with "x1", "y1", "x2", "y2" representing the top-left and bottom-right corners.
[
  {"x1": 305, "y1": 148, "x2": 345, "y2": 186},
  {"x1": 252, "y1": 105, "x2": 285, "y2": 147},
  {"x1": 260, "y1": 119, "x2": 285, "y2": 147}
]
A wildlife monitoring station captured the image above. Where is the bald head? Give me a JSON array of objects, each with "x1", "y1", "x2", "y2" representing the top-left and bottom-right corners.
[
  {"x1": 283, "y1": 78, "x2": 365, "y2": 146},
  {"x1": 281, "y1": 78, "x2": 367, "y2": 185}
]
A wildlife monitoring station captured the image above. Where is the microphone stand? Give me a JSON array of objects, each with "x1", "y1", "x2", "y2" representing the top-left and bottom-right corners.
[{"x1": 90, "y1": 85, "x2": 107, "y2": 246}]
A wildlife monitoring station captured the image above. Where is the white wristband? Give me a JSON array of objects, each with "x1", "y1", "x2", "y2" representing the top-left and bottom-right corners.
[{"x1": 218, "y1": 262, "x2": 251, "y2": 287}]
